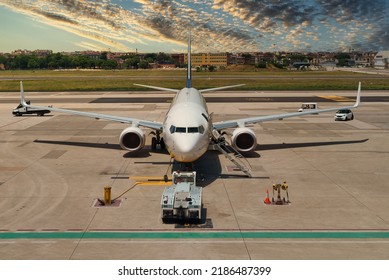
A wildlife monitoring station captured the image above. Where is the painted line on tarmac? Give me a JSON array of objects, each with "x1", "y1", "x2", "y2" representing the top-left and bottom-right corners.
[
  {"x1": 1, "y1": 231, "x2": 389, "y2": 240},
  {"x1": 80, "y1": 240, "x2": 389, "y2": 244},
  {"x1": 318, "y1": 95, "x2": 355, "y2": 102}
]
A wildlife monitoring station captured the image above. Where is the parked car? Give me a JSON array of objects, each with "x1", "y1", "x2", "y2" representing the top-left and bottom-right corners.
[
  {"x1": 334, "y1": 109, "x2": 354, "y2": 121},
  {"x1": 12, "y1": 102, "x2": 51, "y2": 116}
]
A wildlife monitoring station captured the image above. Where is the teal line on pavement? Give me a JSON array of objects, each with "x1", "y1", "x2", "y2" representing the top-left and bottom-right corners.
[{"x1": 1, "y1": 231, "x2": 389, "y2": 240}]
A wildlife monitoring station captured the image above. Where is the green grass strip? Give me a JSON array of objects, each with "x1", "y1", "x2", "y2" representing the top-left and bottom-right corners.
[{"x1": 1, "y1": 231, "x2": 389, "y2": 239}]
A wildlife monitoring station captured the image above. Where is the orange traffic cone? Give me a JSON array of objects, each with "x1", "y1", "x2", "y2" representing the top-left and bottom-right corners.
[{"x1": 264, "y1": 189, "x2": 271, "y2": 205}]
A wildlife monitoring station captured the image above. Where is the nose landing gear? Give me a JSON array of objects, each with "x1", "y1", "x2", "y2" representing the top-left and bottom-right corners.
[{"x1": 150, "y1": 130, "x2": 165, "y2": 150}]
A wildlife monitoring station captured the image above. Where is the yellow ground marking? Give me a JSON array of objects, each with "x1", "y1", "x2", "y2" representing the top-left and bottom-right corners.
[
  {"x1": 0, "y1": 166, "x2": 25, "y2": 171},
  {"x1": 136, "y1": 181, "x2": 171, "y2": 186},
  {"x1": 318, "y1": 95, "x2": 355, "y2": 102},
  {"x1": 129, "y1": 176, "x2": 171, "y2": 181}
]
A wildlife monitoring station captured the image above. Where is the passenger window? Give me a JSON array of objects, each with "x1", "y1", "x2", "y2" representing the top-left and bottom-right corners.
[{"x1": 188, "y1": 127, "x2": 199, "y2": 133}]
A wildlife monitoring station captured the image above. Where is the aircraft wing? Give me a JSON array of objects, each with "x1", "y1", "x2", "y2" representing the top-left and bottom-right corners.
[
  {"x1": 19, "y1": 82, "x2": 163, "y2": 131},
  {"x1": 213, "y1": 82, "x2": 361, "y2": 130}
]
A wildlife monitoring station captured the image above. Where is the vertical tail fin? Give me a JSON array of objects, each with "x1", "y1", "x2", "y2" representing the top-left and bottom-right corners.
[
  {"x1": 186, "y1": 33, "x2": 192, "y2": 88},
  {"x1": 354, "y1": 81, "x2": 361, "y2": 108},
  {"x1": 20, "y1": 81, "x2": 28, "y2": 107}
]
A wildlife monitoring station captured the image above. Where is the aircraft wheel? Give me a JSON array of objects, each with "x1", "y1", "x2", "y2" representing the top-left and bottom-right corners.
[
  {"x1": 160, "y1": 137, "x2": 165, "y2": 150},
  {"x1": 151, "y1": 137, "x2": 157, "y2": 150}
]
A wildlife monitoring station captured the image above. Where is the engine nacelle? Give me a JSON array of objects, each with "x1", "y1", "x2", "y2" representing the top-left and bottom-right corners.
[
  {"x1": 231, "y1": 127, "x2": 257, "y2": 152},
  {"x1": 119, "y1": 127, "x2": 145, "y2": 152}
]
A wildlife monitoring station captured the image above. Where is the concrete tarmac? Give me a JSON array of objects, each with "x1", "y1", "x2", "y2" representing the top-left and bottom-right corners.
[{"x1": 0, "y1": 90, "x2": 388, "y2": 259}]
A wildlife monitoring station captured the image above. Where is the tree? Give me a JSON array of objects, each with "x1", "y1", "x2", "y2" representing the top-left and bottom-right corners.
[
  {"x1": 256, "y1": 61, "x2": 267, "y2": 68},
  {"x1": 102, "y1": 59, "x2": 117, "y2": 69},
  {"x1": 138, "y1": 60, "x2": 149, "y2": 69},
  {"x1": 12, "y1": 55, "x2": 29, "y2": 69},
  {"x1": 144, "y1": 53, "x2": 157, "y2": 62},
  {"x1": 125, "y1": 55, "x2": 140, "y2": 69},
  {"x1": 27, "y1": 57, "x2": 40, "y2": 69},
  {"x1": 0, "y1": 55, "x2": 8, "y2": 69},
  {"x1": 335, "y1": 53, "x2": 351, "y2": 67},
  {"x1": 60, "y1": 55, "x2": 73, "y2": 69},
  {"x1": 156, "y1": 52, "x2": 173, "y2": 64},
  {"x1": 100, "y1": 52, "x2": 108, "y2": 60},
  {"x1": 208, "y1": 65, "x2": 216, "y2": 72}
]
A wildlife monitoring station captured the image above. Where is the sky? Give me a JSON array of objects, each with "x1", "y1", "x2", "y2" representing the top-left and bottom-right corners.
[{"x1": 0, "y1": 0, "x2": 388, "y2": 53}]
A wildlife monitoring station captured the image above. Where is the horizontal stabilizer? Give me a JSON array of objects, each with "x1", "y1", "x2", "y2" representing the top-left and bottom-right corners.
[
  {"x1": 134, "y1": 84, "x2": 178, "y2": 93},
  {"x1": 199, "y1": 84, "x2": 245, "y2": 93}
]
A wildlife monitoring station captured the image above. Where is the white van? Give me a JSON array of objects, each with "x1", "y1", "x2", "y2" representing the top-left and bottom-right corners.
[{"x1": 298, "y1": 103, "x2": 318, "y2": 112}]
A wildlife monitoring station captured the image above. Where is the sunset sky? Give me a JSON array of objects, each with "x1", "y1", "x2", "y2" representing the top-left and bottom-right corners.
[{"x1": 0, "y1": 0, "x2": 388, "y2": 53}]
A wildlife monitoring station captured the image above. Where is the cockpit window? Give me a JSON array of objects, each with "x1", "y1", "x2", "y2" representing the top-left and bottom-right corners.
[
  {"x1": 175, "y1": 127, "x2": 186, "y2": 133},
  {"x1": 169, "y1": 125, "x2": 205, "y2": 134},
  {"x1": 188, "y1": 127, "x2": 199, "y2": 133}
]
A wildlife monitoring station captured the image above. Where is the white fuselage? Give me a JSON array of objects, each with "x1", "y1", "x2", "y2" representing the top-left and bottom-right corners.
[{"x1": 162, "y1": 87, "x2": 211, "y2": 162}]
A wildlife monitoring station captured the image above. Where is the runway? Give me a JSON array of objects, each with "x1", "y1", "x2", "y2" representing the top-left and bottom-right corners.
[
  {"x1": 0, "y1": 90, "x2": 388, "y2": 259},
  {"x1": 1, "y1": 93, "x2": 389, "y2": 104}
]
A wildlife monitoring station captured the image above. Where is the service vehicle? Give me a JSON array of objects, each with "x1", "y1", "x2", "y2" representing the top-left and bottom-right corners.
[
  {"x1": 161, "y1": 171, "x2": 202, "y2": 222},
  {"x1": 298, "y1": 102, "x2": 318, "y2": 112},
  {"x1": 334, "y1": 109, "x2": 354, "y2": 121},
  {"x1": 12, "y1": 102, "x2": 50, "y2": 116}
]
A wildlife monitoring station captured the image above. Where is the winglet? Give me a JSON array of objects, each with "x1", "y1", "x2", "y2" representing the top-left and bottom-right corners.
[
  {"x1": 20, "y1": 81, "x2": 28, "y2": 107},
  {"x1": 354, "y1": 81, "x2": 361, "y2": 108}
]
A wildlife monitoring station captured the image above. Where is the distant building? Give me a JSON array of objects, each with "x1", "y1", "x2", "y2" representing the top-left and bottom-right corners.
[
  {"x1": 352, "y1": 52, "x2": 376, "y2": 67},
  {"x1": 374, "y1": 51, "x2": 389, "y2": 69},
  {"x1": 12, "y1": 49, "x2": 33, "y2": 56},
  {"x1": 293, "y1": 62, "x2": 310, "y2": 69},
  {"x1": 33, "y1": 49, "x2": 53, "y2": 57},
  {"x1": 171, "y1": 53, "x2": 185, "y2": 66},
  {"x1": 76, "y1": 51, "x2": 101, "y2": 60},
  {"x1": 184, "y1": 52, "x2": 227, "y2": 67}
]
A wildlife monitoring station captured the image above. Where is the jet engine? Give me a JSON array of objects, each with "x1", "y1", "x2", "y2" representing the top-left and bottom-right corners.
[
  {"x1": 231, "y1": 127, "x2": 257, "y2": 152},
  {"x1": 119, "y1": 127, "x2": 145, "y2": 151}
]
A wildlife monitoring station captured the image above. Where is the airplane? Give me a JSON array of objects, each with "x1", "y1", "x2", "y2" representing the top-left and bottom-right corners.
[{"x1": 19, "y1": 35, "x2": 361, "y2": 164}]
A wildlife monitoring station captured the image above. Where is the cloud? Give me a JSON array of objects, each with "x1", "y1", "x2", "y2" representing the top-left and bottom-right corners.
[
  {"x1": 212, "y1": 0, "x2": 316, "y2": 31},
  {"x1": 0, "y1": 0, "x2": 388, "y2": 52},
  {"x1": 0, "y1": 0, "x2": 131, "y2": 51}
]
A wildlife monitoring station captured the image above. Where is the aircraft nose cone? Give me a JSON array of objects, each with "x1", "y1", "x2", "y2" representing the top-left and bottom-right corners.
[
  {"x1": 176, "y1": 141, "x2": 195, "y2": 153},
  {"x1": 174, "y1": 140, "x2": 198, "y2": 162}
]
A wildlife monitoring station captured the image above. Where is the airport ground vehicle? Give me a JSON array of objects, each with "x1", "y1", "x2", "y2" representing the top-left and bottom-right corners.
[
  {"x1": 334, "y1": 109, "x2": 354, "y2": 121},
  {"x1": 12, "y1": 102, "x2": 50, "y2": 116},
  {"x1": 161, "y1": 171, "x2": 202, "y2": 222},
  {"x1": 298, "y1": 102, "x2": 318, "y2": 112}
]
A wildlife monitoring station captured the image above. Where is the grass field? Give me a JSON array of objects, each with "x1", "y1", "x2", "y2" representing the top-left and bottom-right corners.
[{"x1": 1, "y1": 69, "x2": 388, "y2": 91}]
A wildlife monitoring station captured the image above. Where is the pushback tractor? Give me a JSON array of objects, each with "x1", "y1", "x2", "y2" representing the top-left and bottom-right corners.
[{"x1": 161, "y1": 171, "x2": 202, "y2": 222}]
